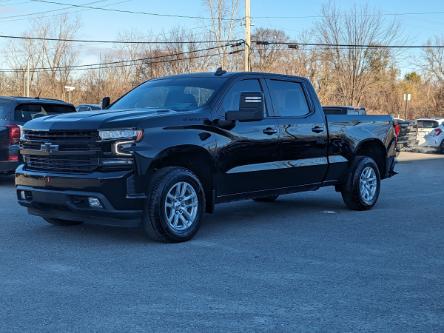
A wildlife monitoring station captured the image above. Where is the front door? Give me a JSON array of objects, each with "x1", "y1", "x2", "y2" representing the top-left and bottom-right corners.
[{"x1": 214, "y1": 78, "x2": 281, "y2": 196}]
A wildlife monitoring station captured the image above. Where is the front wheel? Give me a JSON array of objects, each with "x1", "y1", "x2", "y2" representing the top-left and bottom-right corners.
[
  {"x1": 340, "y1": 156, "x2": 381, "y2": 211},
  {"x1": 142, "y1": 167, "x2": 205, "y2": 243}
]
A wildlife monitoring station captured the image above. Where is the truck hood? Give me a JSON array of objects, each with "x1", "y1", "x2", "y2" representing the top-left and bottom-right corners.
[{"x1": 23, "y1": 108, "x2": 181, "y2": 131}]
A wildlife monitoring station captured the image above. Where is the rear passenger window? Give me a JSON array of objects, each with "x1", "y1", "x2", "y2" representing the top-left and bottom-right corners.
[
  {"x1": 222, "y1": 79, "x2": 262, "y2": 113},
  {"x1": 15, "y1": 104, "x2": 75, "y2": 122},
  {"x1": 267, "y1": 80, "x2": 310, "y2": 117},
  {"x1": 416, "y1": 120, "x2": 439, "y2": 128}
]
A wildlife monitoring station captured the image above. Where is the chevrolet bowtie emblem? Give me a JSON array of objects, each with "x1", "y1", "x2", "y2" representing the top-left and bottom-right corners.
[{"x1": 40, "y1": 143, "x2": 59, "y2": 153}]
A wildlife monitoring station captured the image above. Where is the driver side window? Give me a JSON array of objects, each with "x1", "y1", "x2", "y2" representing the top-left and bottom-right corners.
[{"x1": 222, "y1": 79, "x2": 263, "y2": 113}]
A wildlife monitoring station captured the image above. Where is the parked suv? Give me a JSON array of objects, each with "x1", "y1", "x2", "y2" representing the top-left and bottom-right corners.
[
  {"x1": 416, "y1": 118, "x2": 444, "y2": 153},
  {"x1": 16, "y1": 72, "x2": 398, "y2": 242},
  {"x1": 0, "y1": 97, "x2": 75, "y2": 174}
]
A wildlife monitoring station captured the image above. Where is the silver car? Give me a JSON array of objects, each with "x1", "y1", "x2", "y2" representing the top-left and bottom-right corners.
[{"x1": 416, "y1": 118, "x2": 444, "y2": 153}]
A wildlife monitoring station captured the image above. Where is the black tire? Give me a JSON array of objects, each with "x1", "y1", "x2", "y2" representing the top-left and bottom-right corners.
[
  {"x1": 340, "y1": 156, "x2": 381, "y2": 211},
  {"x1": 43, "y1": 218, "x2": 83, "y2": 226},
  {"x1": 440, "y1": 141, "x2": 444, "y2": 154},
  {"x1": 142, "y1": 167, "x2": 205, "y2": 243},
  {"x1": 253, "y1": 195, "x2": 279, "y2": 202}
]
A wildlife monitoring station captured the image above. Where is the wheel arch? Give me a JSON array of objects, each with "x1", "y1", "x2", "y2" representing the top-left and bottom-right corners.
[
  {"x1": 354, "y1": 139, "x2": 387, "y2": 178},
  {"x1": 147, "y1": 145, "x2": 217, "y2": 213}
]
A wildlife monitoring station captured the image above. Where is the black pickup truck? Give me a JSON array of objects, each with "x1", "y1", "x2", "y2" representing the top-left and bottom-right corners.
[
  {"x1": 16, "y1": 72, "x2": 398, "y2": 242},
  {"x1": 0, "y1": 97, "x2": 75, "y2": 174}
]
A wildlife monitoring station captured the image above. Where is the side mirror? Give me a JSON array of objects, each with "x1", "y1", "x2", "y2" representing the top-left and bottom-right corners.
[
  {"x1": 101, "y1": 97, "x2": 111, "y2": 109},
  {"x1": 225, "y1": 92, "x2": 265, "y2": 122}
]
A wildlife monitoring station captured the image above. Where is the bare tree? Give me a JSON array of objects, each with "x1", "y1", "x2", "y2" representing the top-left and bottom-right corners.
[
  {"x1": 316, "y1": 2, "x2": 400, "y2": 106},
  {"x1": 423, "y1": 36, "x2": 444, "y2": 82},
  {"x1": 203, "y1": 0, "x2": 240, "y2": 70},
  {"x1": 5, "y1": 15, "x2": 80, "y2": 100}
]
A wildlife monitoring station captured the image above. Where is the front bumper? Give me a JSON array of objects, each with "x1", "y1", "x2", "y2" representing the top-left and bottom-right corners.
[{"x1": 15, "y1": 165, "x2": 145, "y2": 227}]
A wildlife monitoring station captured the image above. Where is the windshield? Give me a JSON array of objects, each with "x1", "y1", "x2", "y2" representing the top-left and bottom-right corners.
[{"x1": 110, "y1": 77, "x2": 227, "y2": 112}]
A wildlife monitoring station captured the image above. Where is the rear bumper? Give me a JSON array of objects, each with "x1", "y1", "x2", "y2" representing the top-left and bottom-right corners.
[
  {"x1": 418, "y1": 137, "x2": 443, "y2": 148},
  {"x1": 0, "y1": 160, "x2": 19, "y2": 174},
  {"x1": 15, "y1": 165, "x2": 145, "y2": 227}
]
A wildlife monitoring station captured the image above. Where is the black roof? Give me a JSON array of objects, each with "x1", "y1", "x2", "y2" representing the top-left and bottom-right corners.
[
  {"x1": 0, "y1": 96, "x2": 72, "y2": 105},
  {"x1": 155, "y1": 71, "x2": 307, "y2": 81}
]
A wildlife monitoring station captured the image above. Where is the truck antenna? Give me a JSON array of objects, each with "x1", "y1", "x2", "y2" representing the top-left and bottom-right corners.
[{"x1": 215, "y1": 67, "x2": 226, "y2": 76}]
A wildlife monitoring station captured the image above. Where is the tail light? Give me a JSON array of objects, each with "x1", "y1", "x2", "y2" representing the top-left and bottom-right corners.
[
  {"x1": 6, "y1": 124, "x2": 20, "y2": 161},
  {"x1": 434, "y1": 128, "x2": 442, "y2": 136},
  {"x1": 394, "y1": 123, "x2": 401, "y2": 139},
  {"x1": 7, "y1": 124, "x2": 20, "y2": 145}
]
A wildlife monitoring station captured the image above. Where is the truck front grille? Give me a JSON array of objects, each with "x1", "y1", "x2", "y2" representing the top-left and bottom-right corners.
[
  {"x1": 21, "y1": 130, "x2": 102, "y2": 173},
  {"x1": 24, "y1": 130, "x2": 98, "y2": 141},
  {"x1": 23, "y1": 155, "x2": 99, "y2": 173}
]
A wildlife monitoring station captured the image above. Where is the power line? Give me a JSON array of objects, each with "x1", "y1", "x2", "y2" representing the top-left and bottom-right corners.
[
  {"x1": 0, "y1": 0, "x2": 111, "y2": 20},
  {"x1": 253, "y1": 41, "x2": 444, "y2": 49},
  {"x1": 13, "y1": 51, "x2": 223, "y2": 73},
  {"x1": 252, "y1": 10, "x2": 444, "y2": 20},
  {"x1": 0, "y1": 0, "x2": 131, "y2": 23},
  {"x1": 0, "y1": 34, "x2": 243, "y2": 45},
  {"x1": 30, "y1": 0, "x2": 242, "y2": 21},
  {"x1": 0, "y1": 43, "x2": 240, "y2": 73}
]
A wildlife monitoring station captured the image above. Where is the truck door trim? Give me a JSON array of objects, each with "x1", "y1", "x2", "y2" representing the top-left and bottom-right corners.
[{"x1": 226, "y1": 157, "x2": 330, "y2": 174}]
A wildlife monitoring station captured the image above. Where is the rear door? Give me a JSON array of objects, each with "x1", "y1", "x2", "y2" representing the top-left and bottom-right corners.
[{"x1": 265, "y1": 78, "x2": 328, "y2": 187}]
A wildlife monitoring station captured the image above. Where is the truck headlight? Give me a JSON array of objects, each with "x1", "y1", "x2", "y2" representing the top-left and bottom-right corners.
[
  {"x1": 98, "y1": 129, "x2": 143, "y2": 141},
  {"x1": 112, "y1": 140, "x2": 135, "y2": 156}
]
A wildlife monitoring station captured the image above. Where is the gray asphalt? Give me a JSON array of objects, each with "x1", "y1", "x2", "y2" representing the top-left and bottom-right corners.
[{"x1": 0, "y1": 153, "x2": 443, "y2": 332}]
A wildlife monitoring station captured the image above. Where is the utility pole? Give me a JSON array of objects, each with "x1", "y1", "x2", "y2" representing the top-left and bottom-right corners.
[
  {"x1": 26, "y1": 58, "x2": 30, "y2": 97},
  {"x1": 244, "y1": 0, "x2": 251, "y2": 72}
]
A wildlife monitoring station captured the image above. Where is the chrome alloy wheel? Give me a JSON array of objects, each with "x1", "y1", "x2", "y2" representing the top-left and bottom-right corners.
[
  {"x1": 359, "y1": 166, "x2": 378, "y2": 204},
  {"x1": 164, "y1": 181, "x2": 198, "y2": 231}
]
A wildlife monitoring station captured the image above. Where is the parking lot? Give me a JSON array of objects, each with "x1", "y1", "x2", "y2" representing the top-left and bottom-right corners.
[{"x1": 0, "y1": 152, "x2": 443, "y2": 332}]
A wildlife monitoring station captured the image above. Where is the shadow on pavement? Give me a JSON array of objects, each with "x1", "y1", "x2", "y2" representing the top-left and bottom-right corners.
[{"x1": 25, "y1": 193, "x2": 344, "y2": 245}]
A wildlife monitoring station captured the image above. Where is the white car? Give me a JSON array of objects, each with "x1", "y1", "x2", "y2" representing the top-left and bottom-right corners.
[{"x1": 416, "y1": 118, "x2": 444, "y2": 153}]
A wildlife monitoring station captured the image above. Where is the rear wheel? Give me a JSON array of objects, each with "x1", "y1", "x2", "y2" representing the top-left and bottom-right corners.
[
  {"x1": 340, "y1": 156, "x2": 381, "y2": 211},
  {"x1": 440, "y1": 140, "x2": 444, "y2": 154},
  {"x1": 43, "y1": 218, "x2": 83, "y2": 226},
  {"x1": 253, "y1": 195, "x2": 279, "y2": 202},
  {"x1": 142, "y1": 167, "x2": 205, "y2": 243}
]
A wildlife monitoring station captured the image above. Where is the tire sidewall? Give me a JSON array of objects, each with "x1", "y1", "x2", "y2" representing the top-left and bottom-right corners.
[
  {"x1": 352, "y1": 157, "x2": 381, "y2": 208},
  {"x1": 154, "y1": 171, "x2": 205, "y2": 241}
]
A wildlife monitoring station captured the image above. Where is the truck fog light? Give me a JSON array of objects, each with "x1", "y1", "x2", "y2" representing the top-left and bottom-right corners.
[
  {"x1": 19, "y1": 190, "x2": 32, "y2": 201},
  {"x1": 88, "y1": 197, "x2": 103, "y2": 209}
]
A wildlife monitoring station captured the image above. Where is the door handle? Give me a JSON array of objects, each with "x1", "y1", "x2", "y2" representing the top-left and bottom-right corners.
[
  {"x1": 263, "y1": 127, "x2": 278, "y2": 135},
  {"x1": 312, "y1": 125, "x2": 324, "y2": 133}
]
